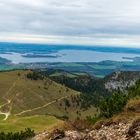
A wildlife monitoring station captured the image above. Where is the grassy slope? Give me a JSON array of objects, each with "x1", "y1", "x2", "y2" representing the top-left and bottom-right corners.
[
  {"x1": 0, "y1": 115, "x2": 63, "y2": 133},
  {"x1": 0, "y1": 70, "x2": 78, "y2": 112},
  {"x1": 0, "y1": 70, "x2": 96, "y2": 132}
]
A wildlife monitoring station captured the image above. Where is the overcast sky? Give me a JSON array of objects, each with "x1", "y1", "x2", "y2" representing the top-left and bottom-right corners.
[{"x1": 0, "y1": 0, "x2": 140, "y2": 47}]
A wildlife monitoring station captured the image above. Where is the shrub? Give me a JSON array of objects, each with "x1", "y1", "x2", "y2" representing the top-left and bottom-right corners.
[
  {"x1": 86, "y1": 115, "x2": 100, "y2": 124},
  {"x1": 66, "y1": 119, "x2": 92, "y2": 131},
  {"x1": 26, "y1": 72, "x2": 44, "y2": 80},
  {"x1": 0, "y1": 128, "x2": 35, "y2": 140},
  {"x1": 99, "y1": 91, "x2": 128, "y2": 118}
]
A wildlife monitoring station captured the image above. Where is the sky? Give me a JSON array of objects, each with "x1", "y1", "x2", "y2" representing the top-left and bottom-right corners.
[{"x1": 0, "y1": 0, "x2": 140, "y2": 47}]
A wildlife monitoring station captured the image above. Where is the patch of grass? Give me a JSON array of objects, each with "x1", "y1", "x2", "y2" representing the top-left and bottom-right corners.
[
  {"x1": 0, "y1": 114, "x2": 5, "y2": 120},
  {"x1": 0, "y1": 115, "x2": 63, "y2": 133},
  {"x1": 50, "y1": 72, "x2": 77, "y2": 78},
  {"x1": 95, "y1": 74, "x2": 105, "y2": 78},
  {"x1": 58, "y1": 63, "x2": 84, "y2": 67},
  {"x1": 89, "y1": 64, "x2": 116, "y2": 70},
  {"x1": 73, "y1": 72, "x2": 88, "y2": 76}
]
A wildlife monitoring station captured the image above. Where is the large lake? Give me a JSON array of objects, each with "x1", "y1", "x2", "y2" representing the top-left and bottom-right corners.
[{"x1": 0, "y1": 43, "x2": 140, "y2": 64}]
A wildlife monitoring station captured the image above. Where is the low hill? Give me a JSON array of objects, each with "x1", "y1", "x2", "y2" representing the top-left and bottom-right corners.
[{"x1": 0, "y1": 70, "x2": 96, "y2": 132}]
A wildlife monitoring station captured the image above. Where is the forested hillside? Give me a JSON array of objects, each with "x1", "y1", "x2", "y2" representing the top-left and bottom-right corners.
[{"x1": 40, "y1": 69, "x2": 140, "y2": 108}]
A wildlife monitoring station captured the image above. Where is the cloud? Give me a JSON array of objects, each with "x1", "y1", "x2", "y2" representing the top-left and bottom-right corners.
[{"x1": 0, "y1": 0, "x2": 140, "y2": 47}]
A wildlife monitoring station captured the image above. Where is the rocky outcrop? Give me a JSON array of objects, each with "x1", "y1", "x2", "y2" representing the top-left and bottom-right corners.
[
  {"x1": 31, "y1": 130, "x2": 49, "y2": 140},
  {"x1": 32, "y1": 130, "x2": 88, "y2": 140},
  {"x1": 127, "y1": 119, "x2": 140, "y2": 139},
  {"x1": 89, "y1": 122, "x2": 130, "y2": 140},
  {"x1": 104, "y1": 71, "x2": 140, "y2": 92},
  {"x1": 32, "y1": 118, "x2": 140, "y2": 140}
]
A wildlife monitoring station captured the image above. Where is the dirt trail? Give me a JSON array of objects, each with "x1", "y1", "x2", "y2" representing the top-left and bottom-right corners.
[
  {"x1": 0, "y1": 79, "x2": 19, "y2": 120},
  {"x1": 4, "y1": 80, "x2": 18, "y2": 98},
  {"x1": 0, "y1": 99, "x2": 11, "y2": 109},
  {"x1": 15, "y1": 95, "x2": 70, "y2": 116},
  {"x1": 0, "y1": 100, "x2": 11, "y2": 121},
  {"x1": 0, "y1": 111, "x2": 10, "y2": 120}
]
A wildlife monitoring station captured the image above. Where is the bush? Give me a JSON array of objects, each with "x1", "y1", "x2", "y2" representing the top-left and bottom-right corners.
[
  {"x1": 26, "y1": 72, "x2": 44, "y2": 80},
  {"x1": 0, "y1": 128, "x2": 35, "y2": 140},
  {"x1": 64, "y1": 99, "x2": 71, "y2": 108},
  {"x1": 99, "y1": 91, "x2": 128, "y2": 118},
  {"x1": 128, "y1": 79, "x2": 140, "y2": 98},
  {"x1": 66, "y1": 119, "x2": 92, "y2": 131},
  {"x1": 86, "y1": 115, "x2": 100, "y2": 124}
]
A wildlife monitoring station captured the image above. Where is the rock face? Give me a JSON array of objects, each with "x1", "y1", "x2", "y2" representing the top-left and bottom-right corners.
[
  {"x1": 104, "y1": 71, "x2": 140, "y2": 92},
  {"x1": 32, "y1": 130, "x2": 88, "y2": 140},
  {"x1": 127, "y1": 119, "x2": 140, "y2": 139},
  {"x1": 89, "y1": 122, "x2": 130, "y2": 140},
  {"x1": 88, "y1": 119, "x2": 140, "y2": 140},
  {"x1": 62, "y1": 131, "x2": 86, "y2": 140},
  {"x1": 32, "y1": 119, "x2": 140, "y2": 140}
]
